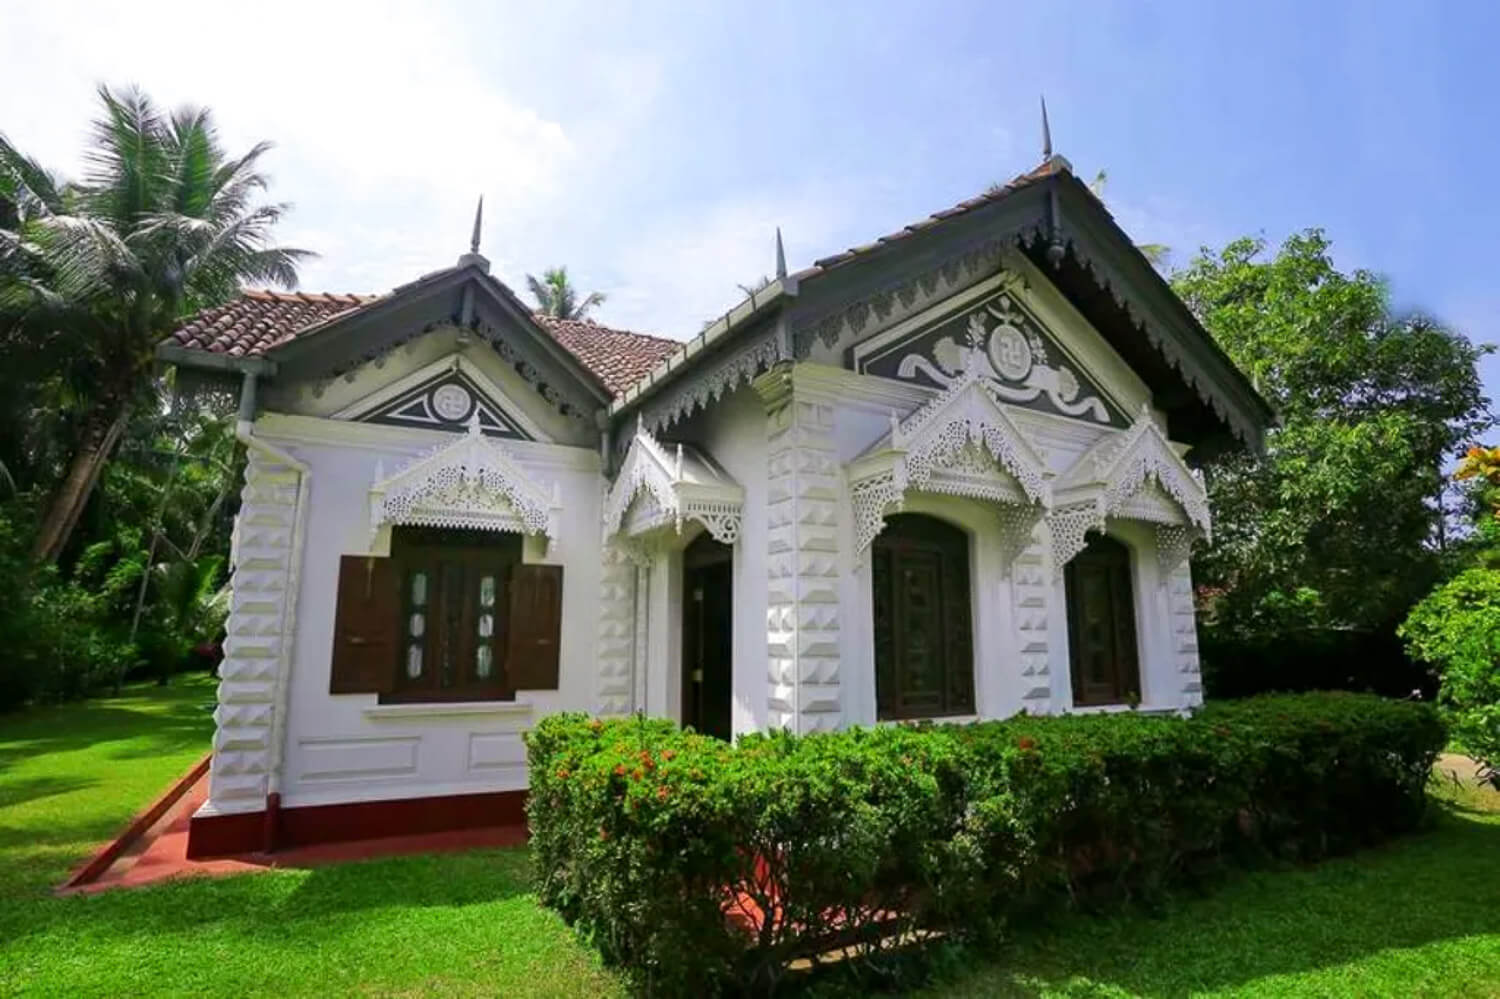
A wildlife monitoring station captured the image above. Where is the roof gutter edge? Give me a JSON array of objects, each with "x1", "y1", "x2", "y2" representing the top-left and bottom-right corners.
[
  {"x1": 156, "y1": 342, "x2": 278, "y2": 377},
  {"x1": 608, "y1": 275, "x2": 799, "y2": 418}
]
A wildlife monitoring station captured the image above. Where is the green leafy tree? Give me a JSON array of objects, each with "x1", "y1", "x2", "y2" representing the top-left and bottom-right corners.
[
  {"x1": 0, "y1": 85, "x2": 309, "y2": 563},
  {"x1": 1401, "y1": 568, "x2": 1500, "y2": 786},
  {"x1": 525, "y1": 266, "x2": 605, "y2": 321},
  {"x1": 1173, "y1": 230, "x2": 1491, "y2": 691}
]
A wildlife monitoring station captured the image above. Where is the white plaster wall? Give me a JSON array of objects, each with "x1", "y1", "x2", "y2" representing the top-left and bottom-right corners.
[{"x1": 260, "y1": 417, "x2": 604, "y2": 809}]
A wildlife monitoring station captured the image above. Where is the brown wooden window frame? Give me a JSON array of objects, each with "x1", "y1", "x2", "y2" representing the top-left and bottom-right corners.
[
  {"x1": 383, "y1": 526, "x2": 523, "y2": 704},
  {"x1": 327, "y1": 526, "x2": 563, "y2": 703},
  {"x1": 871, "y1": 513, "x2": 977, "y2": 722}
]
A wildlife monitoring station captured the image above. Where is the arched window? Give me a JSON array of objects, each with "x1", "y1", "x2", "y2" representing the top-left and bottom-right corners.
[
  {"x1": 1064, "y1": 534, "x2": 1141, "y2": 706},
  {"x1": 872, "y1": 514, "x2": 975, "y2": 720}
]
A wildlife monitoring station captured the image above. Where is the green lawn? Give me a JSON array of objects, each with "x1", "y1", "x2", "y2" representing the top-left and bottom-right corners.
[{"x1": 1, "y1": 680, "x2": 1497, "y2": 998}]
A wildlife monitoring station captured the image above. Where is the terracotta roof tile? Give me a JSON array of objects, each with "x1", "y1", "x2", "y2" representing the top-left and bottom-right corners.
[
  {"x1": 531, "y1": 316, "x2": 678, "y2": 396},
  {"x1": 165, "y1": 289, "x2": 677, "y2": 398}
]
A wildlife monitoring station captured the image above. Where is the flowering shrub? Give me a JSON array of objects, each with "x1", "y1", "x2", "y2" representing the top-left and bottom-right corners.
[{"x1": 527, "y1": 693, "x2": 1443, "y2": 995}]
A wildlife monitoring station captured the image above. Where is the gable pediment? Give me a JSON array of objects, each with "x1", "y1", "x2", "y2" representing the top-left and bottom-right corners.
[
  {"x1": 357, "y1": 362, "x2": 533, "y2": 440},
  {"x1": 848, "y1": 261, "x2": 1146, "y2": 432},
  {"x1": 267, "y1": 263, "x2": 609, "y2": 430}
]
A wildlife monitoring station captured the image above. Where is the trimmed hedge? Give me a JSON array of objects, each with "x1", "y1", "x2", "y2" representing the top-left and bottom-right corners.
[{"x1": 526, "y1": 694, "x2": 1444, "y2": 995}]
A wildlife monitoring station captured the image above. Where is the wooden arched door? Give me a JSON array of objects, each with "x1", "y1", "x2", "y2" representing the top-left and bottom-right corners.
[
  {"x1": 871, "y1": 514, "x2": 975, "y2": 720},
  {"x1": 1064, "y1": 534, "x2": 1141, "y2": 706}
]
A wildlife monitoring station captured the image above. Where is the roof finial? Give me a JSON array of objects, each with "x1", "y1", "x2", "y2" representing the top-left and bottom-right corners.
[
  {"x1": 775, "y1": 227, "x2": 787, "y2": 280},
  {"x1": 458, "y1": 196, "x2": 490, "y2": 272},
  {"x1": 1040, "y1": 95, "x2": 1053, "y2": 161}
]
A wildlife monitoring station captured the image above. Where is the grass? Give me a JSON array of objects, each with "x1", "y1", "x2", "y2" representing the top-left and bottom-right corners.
[{"x1": 0, "y1": 681, "x2": 1497, "y2": 998}]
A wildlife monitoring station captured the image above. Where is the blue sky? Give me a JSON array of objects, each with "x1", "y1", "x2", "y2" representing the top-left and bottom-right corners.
[{"x1": 4, "y1": 0, "x2": 1497, "y2": 406}]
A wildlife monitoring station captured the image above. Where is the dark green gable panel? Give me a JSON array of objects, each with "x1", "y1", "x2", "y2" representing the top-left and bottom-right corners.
[{"x1": 855, "y1": 286, "x2": 1129, "y2": 429}]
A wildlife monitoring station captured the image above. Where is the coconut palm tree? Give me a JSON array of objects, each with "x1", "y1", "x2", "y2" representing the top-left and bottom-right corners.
[
  {"x1": 0, "y1": 85, "x2": 310, "y2": 563},
  {"x1": 525, "y1": 266, "x2": 605, "y2": 321}
]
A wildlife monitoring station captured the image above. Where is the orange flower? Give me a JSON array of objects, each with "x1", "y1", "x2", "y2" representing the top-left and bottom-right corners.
[
  {"x1": 614, "y1": 763, "x2": 627, "y2": 776},
  {"x1": 631, "y1": 768, "x2": 645, "y2": 781},
  {"x1": 1017, "y1": 737, "x2": 1037, "y2": 751},
  {"x1": 662, "y1": 749, "x2": 677, "y2": 761},
  {"x1": 656, "y1": 785, "x2": 670, "y2": 802},
  {"x1": 556, "y1": 768, "x2": 571, "y2": 780}
]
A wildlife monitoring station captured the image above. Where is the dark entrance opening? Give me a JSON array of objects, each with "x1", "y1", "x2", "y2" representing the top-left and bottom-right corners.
[
  {"x1": 871, "y1": 513, "x2": 975, "y2": 721},
  {"x1": 682, "y1": 533, "x2": 733, "y2": 740},
  {"x1": 1064, "y1": 533, "x2": 1141, "y2": 706}
]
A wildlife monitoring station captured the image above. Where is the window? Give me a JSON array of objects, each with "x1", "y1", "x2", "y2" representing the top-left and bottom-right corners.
[
  {"x1": 1064, "y1": 534, "x2": 1140, "y2": 706},
  {"x1": 389, "y1": 527, "x2": 520, "y2": 702},
  {"x1": 872, "y1": 514, "x2": 975, "y2": 720},
  {"x1": 329, "y1": 527, "x2": 564, "y2": 702}
]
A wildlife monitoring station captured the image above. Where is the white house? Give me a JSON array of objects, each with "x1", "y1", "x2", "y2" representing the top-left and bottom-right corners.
[{"x1": 159, "y1": 155, "x2": 1272, "y2": 856}]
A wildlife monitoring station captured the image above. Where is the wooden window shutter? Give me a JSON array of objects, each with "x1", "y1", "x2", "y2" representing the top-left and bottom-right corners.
[
  {"x1": 329, "y1": 555, "x2": 400, "y2": 694},
  {"x1": 506, "y1": 564, "x2": 563, "y2": 690}
]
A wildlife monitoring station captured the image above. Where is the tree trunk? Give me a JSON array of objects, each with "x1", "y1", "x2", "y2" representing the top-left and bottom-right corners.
[{"x1": 30, "y1": 403, "x2": 130, "y2": 564}]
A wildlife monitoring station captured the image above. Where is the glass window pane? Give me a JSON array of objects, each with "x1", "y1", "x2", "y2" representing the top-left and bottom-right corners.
[
  {"x1": 476, "y1": 644, "x2": 493, "y2": 679},
  {"x1": 479, "y1": 574, "x2": 496, "y2": 608},
  {"x1": 409, "y1": 612, "x2": 425, "y2": 638},
  {"x1": 478, "y1": 613, "x2": 493, "y2": 638},
  {"x1": 406, "y1": 643, "x2": 423, "y2": 679},
  {"x1": 411, "y1": 572, "x2": 427, "y2": 606}
]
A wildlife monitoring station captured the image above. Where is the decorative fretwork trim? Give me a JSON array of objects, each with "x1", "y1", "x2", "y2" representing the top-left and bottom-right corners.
[
  {"x1": 311, "y1": 317, "x2": 594, "y2": 426},
  {"x1": 601, "y1": 421, "x2": 744, "y2": 546},
  {"x1": 791, "y1": 224, "x2": 1044, "y2": 357},
  {"x1": 368, "y1": 413, "x2": 559, "y2": 545},
  {"x1": 895, "y1": 368, "x2": 1051, "y2": 506},
  {"x1": 1053, "y1": 220, "x2": 1259, "y2": 447},
  {"x1": 1046, "y1": 500, "x2": 1107, "y2": 578},
  {"x1": 639, "y1": 328, "x2": 782, "y2": 434},
  {"x1": 848, "y1": 369, "x2": 1052, "y2": 560}
]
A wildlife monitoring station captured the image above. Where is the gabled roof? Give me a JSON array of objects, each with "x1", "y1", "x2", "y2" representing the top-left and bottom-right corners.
[{"x1": 162, "y1": 274, "x2": 677, "y2": 398}]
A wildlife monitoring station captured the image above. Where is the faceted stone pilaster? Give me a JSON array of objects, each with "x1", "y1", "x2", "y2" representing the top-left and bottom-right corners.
[
  {"x1": 1012, "y1": 526, "x2": 1052, "y2": 712},
  {"x1": 595, "y1": 548, "x2": 637, "y2": 715},
  {"x1": 1167, "y1": 563, "x2": 1204, "y2": 706},
  {"x1": 762, "y1": 376, "x2": 843, "y2": 733},
  {"x1": 209, "y1": 449, "x2": 298, "y2": 812}
]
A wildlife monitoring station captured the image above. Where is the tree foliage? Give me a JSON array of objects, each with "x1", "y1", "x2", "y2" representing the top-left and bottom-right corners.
[
  {"x1": 1173, "y1": 230, "x2": 1491, "y2": 692},
  {"x1": 0, "y1": 86, "x2": 297, "y2": 707},
  {"x1": 526, "y1": 266, "x2": 605, "y2": 321},
  {"x1": 0, "y1": 85, "x2": 308, "y2": 562}
]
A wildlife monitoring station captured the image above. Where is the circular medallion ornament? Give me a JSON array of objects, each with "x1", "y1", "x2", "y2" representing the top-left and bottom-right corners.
[
  {"x1": 431, "y1": 383, "x2": 474, "y2": 421},
  {"x1": 987, "y1": 323, "x2": 1034, "y2": 382}
]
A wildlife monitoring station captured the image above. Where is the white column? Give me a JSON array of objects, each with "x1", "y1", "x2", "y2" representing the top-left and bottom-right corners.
[
  {"x1": 595, "y1": 548, "x2": 637, "y2": 715},
  {"x1": 762, "y1": 373, "x2": 843, "y2": 733},
  {"x1": 209, "y1": 449, "x2": 297, "y2": 813}
]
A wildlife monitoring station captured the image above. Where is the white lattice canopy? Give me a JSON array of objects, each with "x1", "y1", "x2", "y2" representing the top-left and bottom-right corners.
[
  {"x1": 368, "y1": 413, "x2": 560, "y2": 546},
  {"x1": 601, "y1": 420, "x2": 744, "y2": 555},
  {"x1": 1047, "y1": 405, "x2": 1212, "y2": 576},
  {"x1": 846, "y1": 368, "x2": 1053, "y2": 566}
]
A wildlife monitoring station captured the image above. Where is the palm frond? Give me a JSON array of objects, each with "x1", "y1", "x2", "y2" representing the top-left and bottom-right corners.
[
  {"x1": 83, "y1": 84, "x2": 169, "y2": 232},
  {"x1": 0, "y1": 132, "x2": 64, "y2": 218},
  {"x1": 526, "y1": 273, "x2": 553, "y2": 313}
]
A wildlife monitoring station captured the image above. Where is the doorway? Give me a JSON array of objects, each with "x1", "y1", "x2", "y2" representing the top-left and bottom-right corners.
[
  {"x1": 681, "y1": 533, "x2": 733, "y2": 740},
  {"x1": 1064, "y1": 533, "x2": 1141, "y2": 706}
]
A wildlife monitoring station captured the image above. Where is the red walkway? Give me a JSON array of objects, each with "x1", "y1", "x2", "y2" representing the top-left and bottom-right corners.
[{"x1": 61, "y1": 767, "x2": 528, "y2": 895}]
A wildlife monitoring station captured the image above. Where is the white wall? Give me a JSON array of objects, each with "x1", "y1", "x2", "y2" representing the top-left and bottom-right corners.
[{"x1": 254, "y1": 415, "x2": 603, "y2": 810}]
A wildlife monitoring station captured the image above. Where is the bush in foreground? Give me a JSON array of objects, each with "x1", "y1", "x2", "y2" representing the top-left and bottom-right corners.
[
  {"x1": 527, "y1": 694, "x2": 1443, "y2": 995},
  {"x1": 1402, "y1": 567, "x2": 1500, "y2": 786}
]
